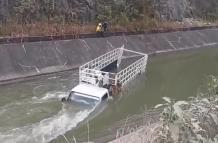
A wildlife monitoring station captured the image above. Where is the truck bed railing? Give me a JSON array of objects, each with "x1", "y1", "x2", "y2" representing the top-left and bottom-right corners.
[
  {"x1": 80, "y1": 69, "x2": 117, "y2": 86},
  {"x1": 117, "y1": 55, "x2": 148, "y2": 86},
  {"x1": 79, "y1": 46, "x2": 148, "y2": 89},
  {"x1": 80, "y1": 47, "x2": 124, "y2": 71}
]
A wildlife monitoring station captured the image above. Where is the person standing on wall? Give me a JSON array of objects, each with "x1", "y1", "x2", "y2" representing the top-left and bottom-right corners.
[
  {"x1": 96, "y1": 23, "x2": 104, "y2": 37},
  {"x1": 102, "y1": 21, "x2": 108, "y2": 32}
]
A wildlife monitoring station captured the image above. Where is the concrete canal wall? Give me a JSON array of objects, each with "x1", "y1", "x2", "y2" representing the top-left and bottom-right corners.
[{"x1": 0, "y1": 28, "x2": 218, "y2": 84}]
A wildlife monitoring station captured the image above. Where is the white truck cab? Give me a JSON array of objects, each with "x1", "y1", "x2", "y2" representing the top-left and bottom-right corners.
[{"x1": 67, "y1": 84, "x2": 109, "y2": 104}]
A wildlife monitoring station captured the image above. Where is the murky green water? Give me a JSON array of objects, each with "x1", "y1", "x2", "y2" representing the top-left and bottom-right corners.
[
  {"x1": 0, "y1": 47, "x2": 218, "y2": 143},
  {"x1": 67, "y1": 48, "x2": 218, "y2": 142}
]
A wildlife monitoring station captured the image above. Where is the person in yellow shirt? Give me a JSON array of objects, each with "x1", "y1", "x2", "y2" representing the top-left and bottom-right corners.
[
  {"x1": 96, "y1": 23, "x2": 104, "y2": 37},
  {"x1": 96, "y1": 23, "x2": 103, "y2": 32}
]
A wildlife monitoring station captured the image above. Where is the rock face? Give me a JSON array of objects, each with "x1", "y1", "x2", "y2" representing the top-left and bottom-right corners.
[
  {"x1": 189, "y1": 0, "x2": 218, "y2": 18},
  {"x1": 0, "y1": 0, "x2": 9, "y2": 24},
  {"x1": 0, "y1": 0, "x2": 96, "y2": 23},
  {"x1": 153, "y1": 0, "x2": 218, "y2": 21},
  {"x1": 54, "y1": 0, "x2": 96, "y2": 22},
  {"x1": 152, "y1": 0, "x2": 190, "y2": 21},
  {"x1": 0, "y1": 0, "x2": 217, "y2": 23}
]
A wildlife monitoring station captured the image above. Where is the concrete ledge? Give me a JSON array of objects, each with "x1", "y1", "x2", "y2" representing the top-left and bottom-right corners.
[
  {"x1": 0, "y1": 65, "x2": 79, "y2": 85},
  {"x1": 0, "y1": 26, "x2": 218, "y2": 44}
]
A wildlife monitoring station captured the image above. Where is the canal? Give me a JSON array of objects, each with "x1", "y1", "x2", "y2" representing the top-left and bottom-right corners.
[{"x1": 0, "y1": 47, "x2": 218, "y2": 143}]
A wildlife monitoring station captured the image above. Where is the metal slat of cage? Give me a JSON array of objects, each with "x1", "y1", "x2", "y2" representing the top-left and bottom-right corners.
[
  {"x1": 117, "y1": 56, "x2": 145, "y2": 85},
  {"x1": 80, "y1": 48, "x2": 122, "y2": 71},
  {"x1": 95, "y1": 49, "x2": 120, "y2": 70},
  {"x1": 80, "y1": 68, "x2": 117, "y2": 86},
  {"x1": 80, "y1": 47, "x2": 148, "y2": 88},
  {"x1": 81, "y1": 75, "x2": 116, "y2": 85}
]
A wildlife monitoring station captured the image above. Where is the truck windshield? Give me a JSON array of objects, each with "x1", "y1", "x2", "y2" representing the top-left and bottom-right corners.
[{"x1": 69, "y1": 92, "x2": 99, "y2": 107}]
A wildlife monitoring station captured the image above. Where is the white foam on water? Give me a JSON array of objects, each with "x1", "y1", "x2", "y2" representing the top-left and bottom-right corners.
[
  {"x1": 0, "y1": 103, "x2": 97, "y2": 143},
  {"x1": 0, "y1": 91, "x2": 66, "y2": 111},
  {"x1": 30, "y1": 92, "x2": 69, "y2": 104},
  {"x1": 0, "y1": 92, "x2": 71, "y2": 133},
  {"x1": 40, "y1": 92, "x2": 68, "y2": 100},
  {"x1": 0, "y1": 91, "x2": 65, "y2": 111},
  {"x1": 0, "y1": 108, "x2": 6, "y2": 116},
  {"x1": 0, "y1": 100, "x2": 27, "y2": 111}
]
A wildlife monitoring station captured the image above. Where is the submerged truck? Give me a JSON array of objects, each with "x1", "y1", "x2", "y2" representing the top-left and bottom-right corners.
[{"x1": 64, "y1": 46, "x2": 148, "y2": 104}]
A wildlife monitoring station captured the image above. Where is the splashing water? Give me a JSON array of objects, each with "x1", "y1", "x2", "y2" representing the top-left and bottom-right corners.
[
  {"x1": 33, "y1": 91, "x2": 68, "y2": 101},
  {"x1": 0, "y1": 92, "x2": 98, "y2": 143}
]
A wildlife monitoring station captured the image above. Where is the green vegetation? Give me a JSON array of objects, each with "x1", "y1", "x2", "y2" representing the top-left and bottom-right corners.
[
  {"x1": 0, "y1": 0, "x2": 170, "y2": 37},
  {"x1": 5, "y1": 0, "x2": 154, "y2": 24},
  {"x1": 0, "y1": 0, "x2": 158, "y2": 37},
  {"x1": 0, "y1": 0, "x2": 157, "y2": 36},
  {"x1": 96, "y1": 0, "x2": 154, "y2": 25},
  {"x1": 9, "y1": 0, "x2": 71, "y2": 24},
  {"x1": 0, "y1": 0, "x2": 218, "y2": 37},
  {"x1": 63, "y1": 75, "x2": 218, "y2": 142},
  {"x1": 154, "y1": 75, "x2": 218, "y2": 143},
  {"x1": 113, "y1": 75, "x2": 218, "y2": 143}
]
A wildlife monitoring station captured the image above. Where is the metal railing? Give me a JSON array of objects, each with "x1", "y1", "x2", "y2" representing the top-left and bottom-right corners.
[
  {"x1": 116, "y1": 55, "x2": 148, "y2": 86},
  {"x1": 80, "y1": 69, "x2": 117, "y2": 86},
  {"x1": 80, "y1": 46, "x2": 124, "y2": 71},
  {"x1": 79, "y1": 46, "x2": 148, "y2": 87}
]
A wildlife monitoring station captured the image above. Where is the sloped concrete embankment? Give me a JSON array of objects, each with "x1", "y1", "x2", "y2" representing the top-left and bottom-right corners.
[{"x1": 0, "y1": 28, "x2": 218, "y2": 84}]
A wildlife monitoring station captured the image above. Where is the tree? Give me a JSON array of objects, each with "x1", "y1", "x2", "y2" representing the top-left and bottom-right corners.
[
  {"x1": 13, "y1": 0, "x2": 38, "y2": 24},
  {"x1": 155, "y1": 76, "x2": 218, "y2": 143}
]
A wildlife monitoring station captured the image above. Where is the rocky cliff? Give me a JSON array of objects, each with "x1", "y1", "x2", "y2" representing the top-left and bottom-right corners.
[
  {"x1": 153, "y1": 0, "x2": 218, "y2": 21},
  {"x1": 0, "y1": 0, "x2": 96, "y2": 24},
  {"x1": 0, "y1": 0, "x2": 217, "y2": 24}
]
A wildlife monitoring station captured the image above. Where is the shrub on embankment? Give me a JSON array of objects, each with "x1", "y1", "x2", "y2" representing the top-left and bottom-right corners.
[
  {"x1": 112, "y1": 76, "x2": 218, "y2": 143},
  {"x1": 0, "y1": 0, "x2": 155, "y2": 37},
  {"x1": 0, "y1": 0, "x2": 218, "y2": 37}
]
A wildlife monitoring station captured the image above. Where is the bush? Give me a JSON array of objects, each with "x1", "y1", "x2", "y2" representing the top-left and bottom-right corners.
[{"x1": 155, "y1": 75, "x2": 218, "y2": 143}]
